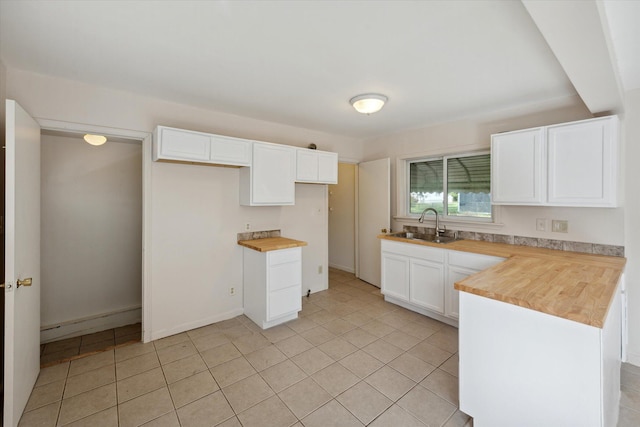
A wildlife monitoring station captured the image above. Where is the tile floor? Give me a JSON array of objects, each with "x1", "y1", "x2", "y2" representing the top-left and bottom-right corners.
[
  {"x1": 40, "y1": 324, "x2": 142, "y2": 367},
  {"x1": 19, "y1": 268, "x2": 640, "y2": 426}
]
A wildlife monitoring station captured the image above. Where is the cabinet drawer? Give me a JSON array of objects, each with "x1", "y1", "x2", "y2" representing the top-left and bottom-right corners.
[
  {"x1": 269, "y1": 261, "x2": 301, "y2": 292},
  {"x1": 448, "y1": 250, "x2": 505, "y2": 270},
  {"x1": 268, "y1": 248, "x2": 301, "y2": 266},
  {"x1": 268, "y1": 286, "x2": 301, "y2": 320},
  {"x1": 382, "y1": 240, "x2": 444, "y2": 262}
]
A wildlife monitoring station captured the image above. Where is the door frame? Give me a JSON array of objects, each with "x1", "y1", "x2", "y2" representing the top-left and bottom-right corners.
[{"x1": 36, "y1": 119, "x2": 153, "y2": 342}]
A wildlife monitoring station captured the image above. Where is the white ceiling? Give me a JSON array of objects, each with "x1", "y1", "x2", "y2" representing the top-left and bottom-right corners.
[{"x1": 0, "y1": 0, "x2": 621, "y2": 139}]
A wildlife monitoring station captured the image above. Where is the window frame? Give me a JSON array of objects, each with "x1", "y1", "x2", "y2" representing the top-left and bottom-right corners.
[{"x1": 406, "y1": 150, "x2": 493, "y2": 223}]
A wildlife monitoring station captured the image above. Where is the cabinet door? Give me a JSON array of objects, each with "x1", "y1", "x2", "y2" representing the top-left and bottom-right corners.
[
  {"x1": 157, "y1": 127, "x2": 211, "y2": 162},
  {"x1": 410, "y1": 258, "x2": 445, "y2": 314},
  {"x1": 268, "y1": 286, "x2": 301, "y2": 320},
  {"x1": 446, "y1": 265, "x2": 478, "y2": 319},
  {"x1": 251, "y1": 143, "x2": 295, "y2": 205},
  {"x1": 491, "y1": 128, "x2": 545, "y2": 205},
  {"x1": 317, "y1": 152, "x2": 338, "y2": 184},
  {"x1": 296, "y1": 150, "x2": 318, "y2": 182},
  {"x1": 547, "y1": 117, "x2": 617, "y2": 207},
  {"x1": 210, "y1": 135, "x2": 251, "y2": 166},
  {"x1": 381, "y1": 252, "x2": 410, "y2": 301}
]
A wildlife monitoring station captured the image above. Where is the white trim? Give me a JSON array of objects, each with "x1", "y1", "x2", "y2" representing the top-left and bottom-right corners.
[
  {"x1": 150, "y1": 308, "x2": 244, "y2": 341},
  {"x1": 399, "y1": 150, "x2": 493, "y2": 224},
  {"x1": 328, "y1": 263, "x2": 355, "y2": 274},
  {"x1": 36, "y1": 118, "x2": 153, "y2": 342},
  {"x1": 40, "y1": 306, "x2": 141, "y2": 343}
]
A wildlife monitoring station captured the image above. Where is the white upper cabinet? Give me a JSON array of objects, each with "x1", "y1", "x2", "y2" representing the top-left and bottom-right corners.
[
  {"x1": 490, "y1": 116, "x2": 618, "y2": 207},
  {"x1": 240, "y1": 142, "x2": 295, "y2": 206},
  {"x1": 295, "y1": 149, "x2": 338, "y2": 184},
  {"x1": 153, "y1": 126, "x2": 251, "y2": 167},
  {"x1": 547, "y1": 117, "x2": 617, "y2": 207},
  {"x1": 491, "y1": 128, "x2": 545, "y2": 205}
]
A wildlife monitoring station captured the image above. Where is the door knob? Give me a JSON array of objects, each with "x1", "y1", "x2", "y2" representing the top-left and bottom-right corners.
[{"x1": 17, "y1": 277, "x2": 32, "y2": 288}]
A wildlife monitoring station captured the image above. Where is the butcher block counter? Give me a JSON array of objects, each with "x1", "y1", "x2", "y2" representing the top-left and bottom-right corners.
[
  {"x1": 237, "y1": 237, "x2": 307, "y2": 252},
  {"x1": 379, "y1": 234, "x2": 626, "y2": 328}
]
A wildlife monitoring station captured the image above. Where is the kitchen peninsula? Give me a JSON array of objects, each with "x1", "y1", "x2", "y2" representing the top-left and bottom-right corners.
[{"x1": 379, "y1": 233, "x2": 626, "y2": 427}]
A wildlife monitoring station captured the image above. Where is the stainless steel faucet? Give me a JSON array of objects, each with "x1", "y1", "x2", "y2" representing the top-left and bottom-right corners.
[{"x1": 418, "y1": 208, "x2": 446, "y2": 237}]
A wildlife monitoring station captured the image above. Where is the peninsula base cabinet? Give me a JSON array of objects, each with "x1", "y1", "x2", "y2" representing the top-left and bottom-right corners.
[
  {"x1": 242, "y1": 247, "x2": 302, "y2": 329},
  {"x1": 459, "y1": 287, "x2": 621, "y2": 427}
]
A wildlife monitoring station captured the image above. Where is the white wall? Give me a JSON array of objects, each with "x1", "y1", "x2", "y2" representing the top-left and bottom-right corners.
[
  {"x1": 624, "y1": 88, "x2": 640, "y2": 365},
  {"x1": 329, "y1": 163, "x2": 356, "y2": 273},
  {"x1": 361, "y1": 99, "x2": 626, "y2": 246},
  {"x1": 40, "y1": 134, "x2": 142, "y2": 339},
  {"x1": 7, "y1": 68, "x2": 361, "y2": 340}
]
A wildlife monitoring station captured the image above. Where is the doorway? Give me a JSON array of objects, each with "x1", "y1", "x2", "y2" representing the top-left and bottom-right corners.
[
  {"x1": 328, "y1": 163, "x2": 356, "y2": 274},
  {"x1": 38, "y1": 130, "x2": 143, "y2": 365}
]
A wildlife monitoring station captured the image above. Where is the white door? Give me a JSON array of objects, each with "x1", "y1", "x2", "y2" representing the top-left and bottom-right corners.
[
  {"x1": 4, "y1": 100, "x2": 41, "y2": 427},
  {"x1": 357, "y1": 158, "x2": 390, "y2": 287}
]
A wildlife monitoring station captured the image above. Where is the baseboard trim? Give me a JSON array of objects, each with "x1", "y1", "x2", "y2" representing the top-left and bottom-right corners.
[
  {"x1": 41, "y1": 306, "x2": 142, "y2": 343},
  {"x1": 329, "y1": 263, "x2": 355, "y2": 274},
  {"x1": 626, "y1": 351, "x2": 640, "y2": 367},
  {"x1": 148, "y1": 308, "x2": 245, "y2": 342}
]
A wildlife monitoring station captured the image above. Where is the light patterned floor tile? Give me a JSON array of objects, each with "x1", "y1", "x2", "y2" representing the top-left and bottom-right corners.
[
  {"x1": 302, "y1": 400, "x2": 364, "y2": 427},
  {"x1": 176, "y1": 391, "x2": 234, "y2": 427},
  {"x1": 397, "y1": 385, "x2": 457, "y2": 426},
  {"x1": 278, "y1": 377, "x2": 331, "y2": 419},
  {"x1": 58, "y1": 384, "x2": 117, "y2": 426},
  {"x1": 118, "y1": 387, "x2": 174, "y2": 427},
  {"x1": 339, "y1": 350, "x2": 384, "y2": 379},
  {"x1": 336, "y1": 381, "x2": 393, "y2": 425},
  {"x1": 365, "y1": 365, "x2": 416, "y2": 401},
  {"x1": 311, "y1": 363, "x2": 360, "y2": 397},
  {"x1": 168, "y1": 370, "x2": 219, "y2": 408},
  {"x1": 421, "y1": 368, "x2": 459, "y2": 405},
  {"x1": 369, "y1": 404, "x2": 426, "y2": 427},
  {"x1": 222, "y1": 373, "x2": 274, "y2": 413},
  {"x1": 64, "y1": 406, "x2": 118, "y2": 427},
  {"x1": 259, "y1": 359, "x2": 308, "y2": 393},
  {"x1": 161, "y1": 353, "x2": 208, "y2": 384},
  {"x1": 117, "y1": 367, "x2": 167, "y2": 403},
  {"x1": 237, "y1": 395, "x2": 297, "y2": 427}
]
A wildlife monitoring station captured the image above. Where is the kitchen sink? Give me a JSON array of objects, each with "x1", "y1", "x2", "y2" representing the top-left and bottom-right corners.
[{"x1": 387, "y1": 231, "x2": 459, "y2": 244}]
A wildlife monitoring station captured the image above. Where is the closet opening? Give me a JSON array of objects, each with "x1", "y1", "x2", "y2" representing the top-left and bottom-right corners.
[{"x1": 38, "y1": 129, "x2": 143, "y2": 366}]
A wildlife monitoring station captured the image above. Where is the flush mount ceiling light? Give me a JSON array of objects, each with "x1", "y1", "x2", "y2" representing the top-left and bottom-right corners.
[
  {"x1": 349, "y1": 93, "x2": 388, "y2": 114},
  {"x1": 84, "y1": 134, "x2": 107, "y2": 146}
]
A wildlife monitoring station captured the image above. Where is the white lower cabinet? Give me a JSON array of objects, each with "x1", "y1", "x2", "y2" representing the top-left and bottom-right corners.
[
  {"x1": 381, "y1": 240, "x2": 447, "y2": 323},
  {"x1": 459, "y1": 285, "x2": 621, "y2": 427},
  {"x1": 242, "y1": 247, "x2": 302, "y2": 329},
  {"x1": 381, "y1": 240, "x2": 505, "y2": 325},
  {"x1": 446, "y1": 251, "x2": 506, "y2": 320}
]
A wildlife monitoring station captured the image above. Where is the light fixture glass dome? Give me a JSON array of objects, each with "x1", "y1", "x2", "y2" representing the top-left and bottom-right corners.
[
  {"x1": 350, "y1": 93, "x2": 388, "y2": 114},
  {"x1": 84, "y1": 134, "x2": 107, "y2": 146}
]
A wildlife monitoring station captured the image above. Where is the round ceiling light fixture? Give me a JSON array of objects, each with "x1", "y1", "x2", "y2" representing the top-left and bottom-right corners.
[
  {"x1": 84, "y1": 134, "x2": 107, "y2": 146},
  {"x1": 349, "y1": 93, "x2": 388, "y2": 114}
]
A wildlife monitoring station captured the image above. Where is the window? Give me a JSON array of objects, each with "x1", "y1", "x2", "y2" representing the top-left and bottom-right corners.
[{"x1": 409, "y1": 152, "x2": 491, "y2": 220}]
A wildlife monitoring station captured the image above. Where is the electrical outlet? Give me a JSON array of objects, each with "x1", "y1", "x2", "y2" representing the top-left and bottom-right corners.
[
  {"x1": 229, "y1": 287, "x2": 235, "y2": 296},
  {"x1": 245, "y1": 223, "x2": 251, "y2": 231},
  {"x1": 552, "y1": 220, "x2": 569, "y2": 233},
  {"x1": 536, "y1": 218, "x2": 547, "y2": 232},
  {"x1": 318, "y1": 265, "x2": 323, "y2": 274}
]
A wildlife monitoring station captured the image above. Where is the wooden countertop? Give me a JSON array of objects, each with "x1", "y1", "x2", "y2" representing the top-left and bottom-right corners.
[
  {"x1": 238, "y1": 237, "x2": 307, "y2": 252},
  {"x1": 379, "y1": 234, "x2": 626, "y2": 328}
]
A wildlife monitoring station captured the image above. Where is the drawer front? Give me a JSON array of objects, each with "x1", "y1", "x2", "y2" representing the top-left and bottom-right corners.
[
  {"x1": 268, "y1": 286, "x2": 301, "y2": 320},
  {"x1": 268, "y1": 248, "x2": 301, "y2": 266},
  {"x1": 381, "y1": 240, "x2": 445, "y2": 263},
  {"x1": 448, "y1": 250, "x2": 505, "y2": 270},
  {"x1": 269, "y1": 261, "x2": 301, "y2": 292}
]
